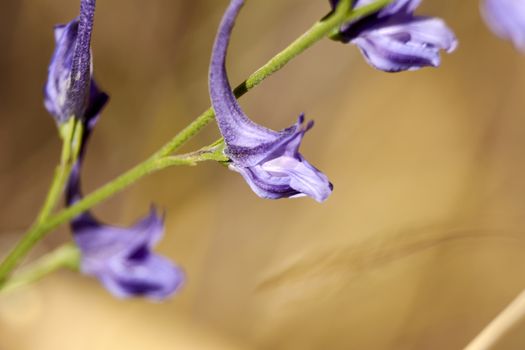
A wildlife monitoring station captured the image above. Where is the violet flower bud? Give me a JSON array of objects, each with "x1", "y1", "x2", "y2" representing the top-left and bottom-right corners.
[
  {"x1": 65, "y1": 70, "x2": 183, "y2": 302},
  {"x1": 481, "y1": 0, "x2": 525, "y2": 52},
  {"x1": 209, "y1": 0, "x2": 333, "y2": 202},
  {"x1": 44, "y1": 0, "x2": 97, "y2": 124},
  {"x1": 330, "y1": 0, "x2": 457, "y2": 72}
]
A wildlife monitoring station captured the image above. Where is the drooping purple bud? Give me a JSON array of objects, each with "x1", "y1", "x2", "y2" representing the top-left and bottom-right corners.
[
  {"x1": 330, "y1": 0, "x2": 457, "y2": 72},
  {"x1": 44, "y1": 0, "x2": 98, "y2": 124},
  {"x1": 209, "y1": 0, "x2": 333, "y2": 202},
  {"x1": 481, "y1": 0, "x2": 525, "y2": 53},
  {"x1": 65, "y1": 80, "x2": 184, "y2": 301}
]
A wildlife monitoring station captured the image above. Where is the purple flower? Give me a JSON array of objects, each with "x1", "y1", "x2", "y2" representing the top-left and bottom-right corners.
[
  {"x1": 209, "y1": 0, "x2": 333, "y2": 202},
  {"x1": 44, "y1": 0, "x2": 97, "y2": 124},
  {"x1": 481, "y1": 0, "x2": 525, "y2": 52},
  {"x1": 330, "y1": 0, "x2": 457, "y2": 72},
  {"x1": 64, "y1": 53, "x2": 183, "y2": 302},
  {"x1": 68, "y1": 205, "x2": 184, "y2": 300}
]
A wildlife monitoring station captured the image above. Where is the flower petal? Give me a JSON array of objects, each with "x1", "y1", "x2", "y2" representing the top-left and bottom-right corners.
[
  {"x1": 263, "y1": 155, "x2": 333, "y2": 202},
  {"x1": 330, "y1": 0, "x2": 457, "y2": 72},
  {"x1": 229, "y1": 116, "x2": 332, "y2": 202},
  {"x1": 44, "y1": 0, "x2": 96, "y2": 124},
  {"x1": 44, "y1": 20, "x2": 81, "y2": 123},
  {"x1": 100, "y1": 253, "x2": 184, "y2": 301},
  {"x1": 481, "y1": 0, "x2": 525, "y2": 52},
  {"x1": 351, "y1": 17, "x2": 457, "y2": 72},
  {"x1": 231, "y1": 165, "x2": 305, "y2": 200},
  {"x1": 73, "y1": 208, "x2": 184, "y2": 301},
  {"x1": 232, "y1": 157, "x2": 332, "y2": 202}
]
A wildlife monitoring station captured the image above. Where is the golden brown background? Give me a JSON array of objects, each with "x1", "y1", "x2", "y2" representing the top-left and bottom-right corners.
[{"x1": 1, "y1": 0, "x2": 525, "y2": 349}]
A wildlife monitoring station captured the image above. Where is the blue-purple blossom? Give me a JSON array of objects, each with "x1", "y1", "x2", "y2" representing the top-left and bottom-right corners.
[
  {"x1": 330, "y1": 0, "x2": 457, "y2": 72},
  {"x1": 68, "y1": 204, "x2": 184, "y2": 300},
  {"x1": 44, "y1": 0, "x2": 97, "y2": 124},
  {"x1": 481, "y1": 0, "x2": 525, "y2": 52},
  {"x1": 65, "y1": 93, "x2": 184, "y2": 300},
  {"x1": 209, "y1": 0, "x2": 333, "y2": 202}
]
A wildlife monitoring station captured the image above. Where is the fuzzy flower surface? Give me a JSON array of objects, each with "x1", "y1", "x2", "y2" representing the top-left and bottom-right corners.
[
  {"x1": 209, "y1": 0, "x2": 333, "y2": 202},
  {"x1": 44, "y1": 0, "x2": 97, "y2": 124},
  {"x1": 330, "y1": 0, "x2": 457, "y2": 72},
  {"x1": 481, "y1": 0, "x2": 525, "y2": 52}
]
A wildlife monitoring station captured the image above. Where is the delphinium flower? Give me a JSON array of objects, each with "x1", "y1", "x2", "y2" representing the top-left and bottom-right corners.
[
  {"x1": 481, "y1": 0, "x2": 525, "y2": 52},
  {"x1": 209, "y1": 0, "x2": 333, "y2": 202},
  {"x1": 44, "y1": 0, "x2": 184, "y2": 300},
  {"x1": 330, "y1": 0, "x2": 457, "y2": 72}
]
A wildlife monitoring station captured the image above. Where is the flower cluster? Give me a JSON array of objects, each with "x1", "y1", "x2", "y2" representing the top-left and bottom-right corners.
[{"x1": 40, "y1": 0, "x2": 525, "y2": 300}]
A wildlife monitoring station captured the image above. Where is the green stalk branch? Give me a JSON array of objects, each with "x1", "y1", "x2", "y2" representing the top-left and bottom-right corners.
[
  {"x1": 36, "y1": 118, "x2": 82, "y2": 225},
  {"x1": 0, "y1": 244, "x2": 80, "y2": 295}
]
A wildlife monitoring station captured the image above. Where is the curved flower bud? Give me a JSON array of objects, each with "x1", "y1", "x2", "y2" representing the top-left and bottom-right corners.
[
  {"x1": 44, "y1": 0, "x2": 97, "y2": 124},
  {"x1": 209, "y1": 0, "x2": 333, "y2": 202},
  {"x1": 330, "y1": 0, "x2": 457, "y2": 72},
  {"x1": 481, "y1": 0, "x2": 525, "y2": 52},
  {"x1": 66, "y1": 83, "x2": 183, "y2": 301}
]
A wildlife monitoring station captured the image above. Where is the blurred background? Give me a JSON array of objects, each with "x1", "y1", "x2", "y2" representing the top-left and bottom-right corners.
[{"x1": 1, "y1": 0, "x2": 525, "y2": 349}]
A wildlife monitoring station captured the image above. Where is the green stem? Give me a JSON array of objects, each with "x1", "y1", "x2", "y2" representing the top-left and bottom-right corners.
[
  {"x1": 0, "y1": 0, "x2": 390, "y2": 286},
  {"x1": 0, "y1": 244, "x2": 80, "y2": 295},
  {"x1": 36, "y1": 118, "x2": 81, "y2": 224},
  {"x1": 35, "y1": 165, "x2": 69, "y2": 225}
]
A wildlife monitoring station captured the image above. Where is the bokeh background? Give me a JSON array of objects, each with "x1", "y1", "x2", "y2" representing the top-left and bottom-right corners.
[{"x1": 1, "y1": 0, "x2": 525, "y2": 349}]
